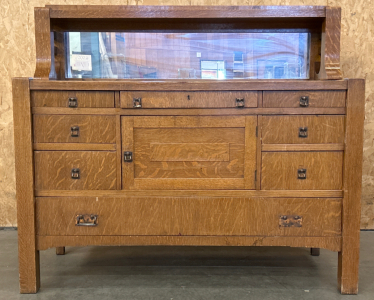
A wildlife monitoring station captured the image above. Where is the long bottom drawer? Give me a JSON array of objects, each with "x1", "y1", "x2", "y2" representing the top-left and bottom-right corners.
[{"x1": 36, "y1": 197, "x2": 341, "y2": 237}]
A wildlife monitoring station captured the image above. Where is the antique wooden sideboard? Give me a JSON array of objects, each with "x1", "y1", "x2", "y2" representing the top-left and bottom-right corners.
[{"x1": 13, "y1": 5, "x2": 364, "y2": 294}]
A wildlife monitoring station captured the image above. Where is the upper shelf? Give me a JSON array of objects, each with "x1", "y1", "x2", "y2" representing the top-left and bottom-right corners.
[{"x1": 33, "y1": 5, "x2": 343, "y2": 81}]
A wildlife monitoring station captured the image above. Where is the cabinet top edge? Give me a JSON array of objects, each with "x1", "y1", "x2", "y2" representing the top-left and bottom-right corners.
[
  {"x1": 39, "y1": 5, "x2": 330, "y2": 19},
  {"x1": 29, "y1": 79, "x2": 348, "y2": 91}
]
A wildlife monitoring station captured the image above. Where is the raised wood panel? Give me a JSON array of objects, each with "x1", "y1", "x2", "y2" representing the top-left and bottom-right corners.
[
  {"x1": 31, "y1": 91, "x2": 114, "y2": 107},
  {"x1": 33, "y1": 115, "x2": 116, "y2": 144},
  {"x1": 262, "y1": 116, "x2": 345, "y2": 144},
  {"x1": 121, "y1": 91, "x2": 258, "y2": 108},
  {"x1": 263, "y1": 91, "x2": 346, "y2": 108},
  {"x1": 34, "y1": 151, "x2": 117, "y2": 190},
  {"x1": 262, "y1": 152, "x2": 343, "y2": 190},
  {"x1": 36, "y1": 197, "x2": 341, "y2": 237},
  {"x1": 122, "y1": 116, "x2": 256, "y2": 189}
]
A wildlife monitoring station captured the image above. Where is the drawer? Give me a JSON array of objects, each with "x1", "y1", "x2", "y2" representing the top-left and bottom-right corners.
[
  {"x1": 120, "y1": 91, "x2": 258, "y2": 108},
  {"x1": 261, "y1": 152, "x2": 343, "y2": 190},
  {"x1": 34, "y1": 151, "x2": 117, "y2": 190},
  {"x1": 33, "y1": 115, "x2": 116, "y2": 144},
  {"x1": 36, "y1": 197, "x2": 341, "y2": 237},
  {"x1": 262, "y1": 116, "x2": 345, "y2": 144},
  {"x1": 263, "y1": 91, "x2": 346, "y2": 108},
  {"x1": 31, "y1": 91, "x2": 115, "y2": 107}
]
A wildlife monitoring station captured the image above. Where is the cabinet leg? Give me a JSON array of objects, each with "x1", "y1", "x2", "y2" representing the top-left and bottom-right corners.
[
  {"x1": 56, "y1": 247, "x2": 65, "y2": 255},
  {"x1": 18, "y1": 246, "x2": 40, "y2": 293},
  {"x1": 310, "y1": 248, "x2": 320, "y2": 256},
  {"x1": 338, "y1": 247, "x2": 360, "y2": 294}
]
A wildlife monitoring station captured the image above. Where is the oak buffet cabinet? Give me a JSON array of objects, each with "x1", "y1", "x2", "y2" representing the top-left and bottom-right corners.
[{"x1": 13, "y1": 5, "x2": 365, "y2": 294}]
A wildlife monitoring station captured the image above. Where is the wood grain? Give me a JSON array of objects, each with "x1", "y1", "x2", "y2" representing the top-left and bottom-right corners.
[
  {"x1": 263, "y1": 91, "x2": 346, "y2": 108},
  {"x1": 37, "y1": 236, "x2": 342, "y2": 252},
  {"x1": 12, "y1": 78, "x2": 40, "y2": 293},
  {"x1": 262, "y1": 152, "x2": 343, "y2": 190},
  {"x1": 33, "y1": 143, "x2": 116, "y2": 151},
  {"x1": 31, "y1": 107, "x2": 347, "y2": 116},
  {"x1": 34, "y1": 8, "x2": 51, "y2": 79},
  {"x1": 262, "y1": 116, "x2": 345, "y2": 144},
  {"x1": 121, "y1": 117, "x2": 134, "y2": 189},
  {"x1": 31, "y1": 91, "x2": 115, "y2": 107},
  {"x1": 339, "y1": 79, "x2": 365, "y2": 294},
  {"x1": 30, "y1": 80, "x2": 349, "y2": 91},
  {"x1": 33, "y1": 115, "x2": 116, "y2": 143},
  {"x1": 35, "y1": 197, "x2": 341, "y2": 237},
  {"x1": 35, "y1": 190, "x2": 344, "y2": 198},
  {"x1": 262, "y1": 144, "x2": 344, "y2": 152},
  {"x1": 34, "y1": 151, "x2": 117, "y2": 190},
  {"x1": 121, "y1": 91, "x2": 258, "y2": 108},
  {"x1": 317, "y1": 7, "x2": 343, "y2": 80}
]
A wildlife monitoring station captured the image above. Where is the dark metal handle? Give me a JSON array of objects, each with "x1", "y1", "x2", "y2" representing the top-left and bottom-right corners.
[
  {"x1": 71, "y1": 126, "x2": 80, "y2": 137},
  {"x1": 299, "y1": 96, "x2": 309, "y2": 107},
  {"x1": 297, "y1": 168, "x2": 307, "y2": 180},
  {"x1": 75, "y1": 214, "x2": 98, "y2": 227},
  {"x1": 298, "y1": 127, "x2": 308, "y2": 138},
  {"x1": 235, "y1": 98, "x2": 244, "y2": 108},
  {"x1": 71, "y1": 168, "x2": 80, "y2": 179},
  {"x1": 279, "y1": 215, "x2": 303, "y2": 227},
  {"x1": 124, "y1": 151, "x2": 133, "y2": 162},
  {"x1": 133, "y1": 97, "x2": 142, "y2": 108},
  {"x1": 68, "y1": 97, "x2": 78, "y2": 108}
]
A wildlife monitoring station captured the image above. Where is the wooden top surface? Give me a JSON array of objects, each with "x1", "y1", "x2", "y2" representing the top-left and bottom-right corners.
[
  {"x1": 43, "y1": 5, "x2": 328, "y2": 19},
  {"x1": 29, "y1": 79, "x2": 348, "y2": 91}
]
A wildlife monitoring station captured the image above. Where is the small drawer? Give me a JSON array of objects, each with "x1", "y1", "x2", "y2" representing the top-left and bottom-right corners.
[
  {"x1": 261, "y1": 152, "x2": 343, "y2": 190},
  {"x1": 35, "y1": 197, "x2": 341, "y2": 237},
  {"x1": 31, "y1": 91, "x2": 115, "y2": 107},
  {"x1": 262, "y1": 116, "x2": 345, "y2": 144},
  {"x1": 34, "y1": 151, "x2": 117, "y2": 190},
  {"x1": 120, "y1": 91, "x2": 258, "y2": 108},
  {"x1": 263, "y1": 91, "x2": 346, "y2": 108},
  {"x1": 33, "y1": 115, "x2": 116, "y2": 144}
]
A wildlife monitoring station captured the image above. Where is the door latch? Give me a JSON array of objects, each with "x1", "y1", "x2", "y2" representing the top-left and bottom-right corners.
[{"x1": 124, "y1": 151, "x2": 133, "y2": 162}]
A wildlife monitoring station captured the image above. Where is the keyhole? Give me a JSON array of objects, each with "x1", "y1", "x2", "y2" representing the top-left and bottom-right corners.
[{"x1": 187, "y1": 95, "x2": 190, "y2": 100}]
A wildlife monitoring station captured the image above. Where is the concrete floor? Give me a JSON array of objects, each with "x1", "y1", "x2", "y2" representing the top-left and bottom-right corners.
[{"x1": 0, "y1": 230, "x2": 373, "y2": 300}]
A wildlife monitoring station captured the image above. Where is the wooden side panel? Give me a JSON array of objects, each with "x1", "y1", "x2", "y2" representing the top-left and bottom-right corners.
[
  {"x1": 121, "y1": 91, "x2": 258, "y2": 108},
  {"x1": 34, "y1": 151, "x2": 117, "y2": 190},
  {"x1": 33, "y1": 115, "x2": 116, "y2": 143},
  {"x1": 36, "y1": 197, "x2": 341, "y2": 237},
  {"x1": 262, "y1": 116, "x2": 345, "y2": 144},
  {"x1": 34, "y1": 8, "x2": 51, "y2": 79},
  {"x1": 262, "y1": 152, "x2": 343, "y2": 190},
  {"x1": 339, "y1": 79, "x2": 365, "y2": 294},
  {"x1": 316, "y1": 7, "x2": 343, "y2": 80},
  {"x1": 12, "y1": 78, "x2": 40, "y2": 293},
  {"x1": 263, "y1": 91, "x2": 346, "y2": 108},
  {"x1": 31, "y1": 91, "x2": 115, "y2": 107}
]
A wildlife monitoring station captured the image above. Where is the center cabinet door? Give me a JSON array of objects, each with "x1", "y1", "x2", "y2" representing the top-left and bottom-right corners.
[{"x1": 122, "y1": 116, "x2": 257, "y2": 190}]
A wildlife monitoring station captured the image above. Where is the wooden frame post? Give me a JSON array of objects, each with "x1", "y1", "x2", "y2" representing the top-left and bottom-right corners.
[
  {"x1": 34, "y1": 8, "x2": 52, "y2": 79},
  {"x1": 339, "y1": 79, "x2": 365, "y2": 294},
  {"x1": 13, "y1": 78, "x2": 40, "y2": 293}
]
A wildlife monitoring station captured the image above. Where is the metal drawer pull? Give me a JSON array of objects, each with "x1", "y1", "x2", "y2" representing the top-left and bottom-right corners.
[
  {"x1": 68, "y1": 97, "x2": 78, "y2": 108},
  {"x1": 75, "y1": 214, "x2": 98, "y2": 227},
  {"x1": 124, "y1": 151, "x2": 133, "y2": 162},
  {"x1": 133, "y1": 97, "x2": 142, "y2": 108},
  {"x1": 299, "y1": 96, "x2": 309, "y2": 107},
  {"x1": 279, "y1": 215, "x2": 303, "y2": 227},
  {"x1": 235, "y1": 98, "x2": 244, "y2": 108},
  {"x1": 298, "y1": 127, "x2": 308, "y2": 138},
  {"x1": 71, "y1": 126, "x2": 80, "y2": 137},
  {"x1": 71, "y1": 168, "x2": 80, "y2": 179},
  {"x1": 297, "y1": 168, "x2": 307, "y2": 180}
]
